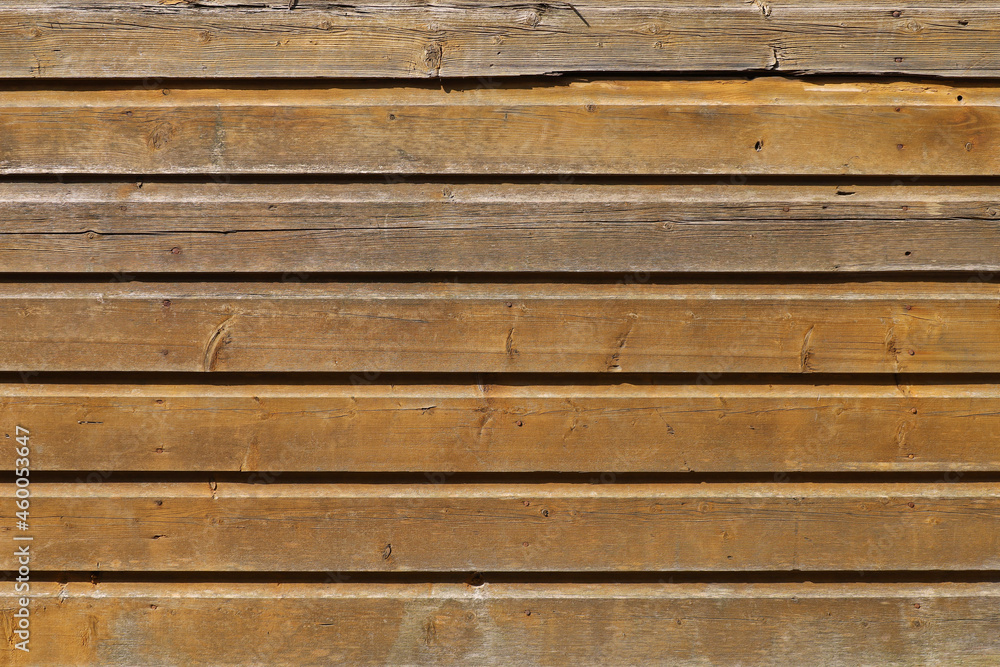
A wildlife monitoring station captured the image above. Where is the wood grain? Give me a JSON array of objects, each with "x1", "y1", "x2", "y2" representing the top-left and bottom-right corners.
[
  {"x1": 3, "y1": 181, "x2": 999, "y2": 273},
  {"x1": 4, "y1": 2, "x2": 999, "y2": 662},
  {"x1": 0, "y1": 281, "x2": 997, "y2": 373},
  {"x1": 5, "y1": 381, "x2": 1000, "y2": 472},
  {"x1": 3, "y1": 1, "x2": 999, "y2": 79},
  {"x1": 4, "y1": 482, "x2": 999, "y2": 571},
  {"x1": 0, "y1": 79, "x2": 994, "y2": 175},
  {"x1": 3, "y1": 582, "x2": 999, "y2": 666}
]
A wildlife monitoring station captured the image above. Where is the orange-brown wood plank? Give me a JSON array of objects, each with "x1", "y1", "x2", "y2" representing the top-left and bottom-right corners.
[
  {"x1": 3, "y1": 181, "x2": 999, "y2": 273},
  {"x1": 4, "y1": 582, "x2": 999, "y2": 665},
  {"x1": 0, "y1": 79, "x2": 995, "y2": 175},
  {"x1": 4, "y1": 381, "x2": 1000, "y2": 472},
  {"x1": 0, "y1": 282, "x2": 998, "y2": 373},
  {"x1": 3, "y1": 483, "x2": 999, "y2": 571},
  {"x1": 3, "y1": 1, "x2": 999, "y2": 78}
]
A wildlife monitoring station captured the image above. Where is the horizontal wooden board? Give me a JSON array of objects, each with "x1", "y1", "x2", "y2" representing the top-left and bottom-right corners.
[
  {"x1": 0, "y1": 79, "x2": 994, "y2": 175},
  {"x1": 3, "y1": 181, "x2": 1000, "y2": 272},
  {"x1": 0, "y1": 282, "x2": 998, "y2": 373},
  {"x1": 3, "y1": 483, "x2": 999, "y2": 571},
  {"x1": 4, "y1": 582, "x2": 999, "y2": 666},
  {"x1": 3, "y1": 1, "x2": 999, "y2": 79},
  {"x1": 5, "y1": 382, "x2": 1000, "y2": 472}
]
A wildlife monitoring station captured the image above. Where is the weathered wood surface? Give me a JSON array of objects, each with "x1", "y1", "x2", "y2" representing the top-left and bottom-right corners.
[
  {"x1": 3, "y1": 181, "x2": 1000, "y2": 273},
  {"x1": 0, "y1": 79, "x2": 993, "y2": 175},
  {"x1": 4, "y1": 483, "x2": 998, "y2": 571},
  {"x1": 3, "y1": 1, "x2": 999, "y2": 79},
  {"x1": 3, "y1": 2, "x2": 998, "y2": 663},
  {"x1": 3, "y1": 582, "x2": 999, "y2": 666},
  {"x1": 4, "y1": 381, "x2": 1000, "y2": 472},
  {"x1": 0, "y1": 282, "x2": 998, "y2": 373}
]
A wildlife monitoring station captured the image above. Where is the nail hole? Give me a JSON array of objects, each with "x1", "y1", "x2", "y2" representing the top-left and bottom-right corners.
[
  {"x1": 957, "y1": 95, "x2": 963, "y2": 101},
  {"x1": 904, "y1": 251, "x2": 912, "y2": 256},
  {"x1": 754, "y1": 140, "x2": 763, "y2": 152}
]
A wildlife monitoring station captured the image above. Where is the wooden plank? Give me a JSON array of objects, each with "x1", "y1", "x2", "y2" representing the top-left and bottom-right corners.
[
  {"x1": 0, "y1": 79, "x2": 995, "y2": 175},
  {"x1": 3, "y1": 181, "x2": 1000, "y2": 273},
  {"x1": 3, "y1": 582, "x2": 999, "y2": 665},
  {"x1": 0, "y1": 282, "x2": 998, "y2": 373},
  {"x1": 3, "y1": 483, "x2": 999, "y2": 571},
  {"x1": 3, "y1": 1, "x2": 999, "y2": 79},
  {"x1": 5, "y1": 381, "x2": 1000, "y2": 473}
]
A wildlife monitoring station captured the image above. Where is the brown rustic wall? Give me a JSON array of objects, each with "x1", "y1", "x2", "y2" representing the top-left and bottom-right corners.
[{"x1": 1, "y1": 1, "x2": 999, "y2": 664}]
